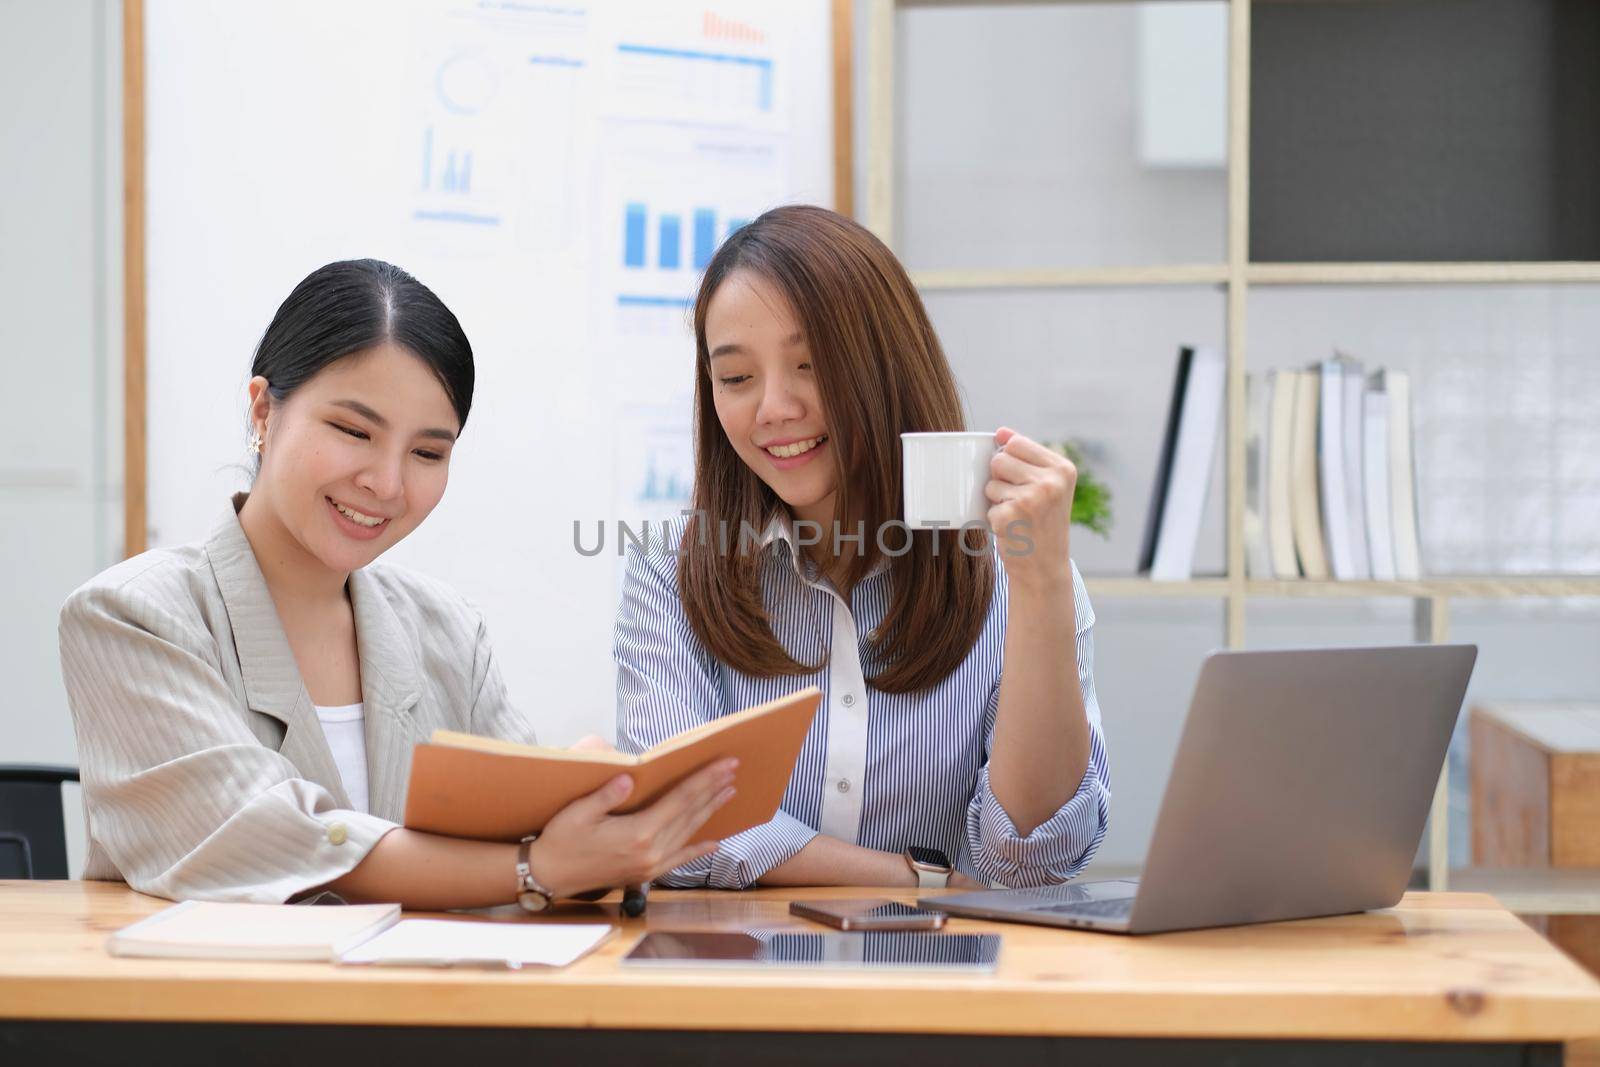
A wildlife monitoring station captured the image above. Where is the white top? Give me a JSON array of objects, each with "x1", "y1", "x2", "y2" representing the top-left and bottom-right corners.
[{"x1": 314, "y1": 702, "x2": 370, "y2": 814}]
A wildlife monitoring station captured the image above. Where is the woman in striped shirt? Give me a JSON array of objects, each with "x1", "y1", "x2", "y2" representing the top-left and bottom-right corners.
[{"x1": 615, "y1": 206, "x2": 1111, "y2": 890}]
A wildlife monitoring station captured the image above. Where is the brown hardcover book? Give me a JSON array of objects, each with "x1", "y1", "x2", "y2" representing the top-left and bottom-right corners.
[{"x1": 403, "y1": 687, "x2": 822, "y2": 843}]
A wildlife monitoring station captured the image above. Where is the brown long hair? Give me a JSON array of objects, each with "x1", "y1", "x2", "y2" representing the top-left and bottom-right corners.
[{"x1": 678, "y1": 205, "x2": 993, "y2": 695}]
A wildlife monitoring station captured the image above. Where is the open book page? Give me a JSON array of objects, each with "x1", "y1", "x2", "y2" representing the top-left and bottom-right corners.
[
  {"x1": 429, "y1": 691, "x2": 806, "y2": 766},
  {"x1": 639, "y1": 698, "x2": 786, "y2": 759},
  {"x1": 427, "y1": 731, "x2": 641, "y2": 766}
]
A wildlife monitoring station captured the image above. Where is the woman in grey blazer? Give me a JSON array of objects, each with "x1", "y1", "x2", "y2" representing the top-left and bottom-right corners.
[{"x1": 59, "y1": 259, "x2": 735, "y2": 906}]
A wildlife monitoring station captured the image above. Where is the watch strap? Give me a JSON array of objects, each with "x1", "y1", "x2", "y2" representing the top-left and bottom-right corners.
[
  {"x1": 515, "y1": 834, "x2": 555, "y2": 911},
  {"x1": 905, "y1": 847, "x2": 953, "y2": 891}
]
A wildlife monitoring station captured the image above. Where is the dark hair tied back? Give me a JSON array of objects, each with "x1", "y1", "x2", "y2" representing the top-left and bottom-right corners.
[{"x1": 251, "y1": 258, "x2": 474, "y2": 434}]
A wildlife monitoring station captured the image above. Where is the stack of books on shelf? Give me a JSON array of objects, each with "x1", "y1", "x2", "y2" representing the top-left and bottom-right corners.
[
  {"x1": 1246, "y1": 356, "x2": 1422, "y2": 581},
  {"x1": 1139, "y1": 347, "x2": 1423, "y2": 582}
]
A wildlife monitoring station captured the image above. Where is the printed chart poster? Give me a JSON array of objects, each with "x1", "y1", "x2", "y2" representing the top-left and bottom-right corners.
[
  {"x1": 614, "y1": 397, "x2": 698, "y2": 522},
  {"x1": 597, "y1": 120, "x2": 788, "y2": 356},
  {"x1": 410, "y1": 2, "x2": 594, "y2": 260},
  {"x1": 588, "y1": 1, "x2": 806, "y2": 533},
  {"x1": 591, "y1": 1, "x2": 794, "y2": 131}
]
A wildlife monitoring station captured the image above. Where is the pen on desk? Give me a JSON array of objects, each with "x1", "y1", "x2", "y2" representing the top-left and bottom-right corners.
[{"x1": 622, "y1": 881, "x2": 649, "y2": 917}]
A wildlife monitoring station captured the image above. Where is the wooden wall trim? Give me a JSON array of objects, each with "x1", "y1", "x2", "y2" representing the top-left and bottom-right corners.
[
  {"x1": 832, "y1": 0, "x2": 855, "y2": 217},
  {"x1": 122, "y1": 0, "x2": 146, "y2": 559}
]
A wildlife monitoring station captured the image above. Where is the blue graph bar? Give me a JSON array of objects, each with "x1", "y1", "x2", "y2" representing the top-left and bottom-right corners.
[
  {"x1": 693, "y1": 209, "x2": 717, "y2": 269},
  {"x1": 618, "y1": 294, "x2": 693, "y2": 309},
  {"x1": 726, "y1": 218, "x2": 749, "y2": 240},
  {"x1": 624, "y1": 203, "x2": 647, "y2": 268},
  {"x1": 659, "y1": 215, "x2": 682, "y2": 269},
  {"x1": 442, "y1": 150, "x2": 472, "y2": 194},
  {"x1": 413, "y1": 210, "x2": 501, "y2": 226}
]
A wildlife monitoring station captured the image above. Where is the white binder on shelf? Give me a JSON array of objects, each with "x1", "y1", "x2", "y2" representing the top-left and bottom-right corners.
[{"x1": 1147, "y1": 345, "x2": 1226, "y2": 581}]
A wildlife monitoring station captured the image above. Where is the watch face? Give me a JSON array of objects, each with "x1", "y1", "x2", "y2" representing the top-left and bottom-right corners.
[{"x1": 906, "y1": 846, "x2": 951, "y2": 870}]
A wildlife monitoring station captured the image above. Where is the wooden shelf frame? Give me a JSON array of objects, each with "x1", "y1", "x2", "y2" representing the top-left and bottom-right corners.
[
  {"x1": 904, "y1": 261, "x2": 1600, "y2": 292},
  {"x1": 1249, "y1": 262, "x2": 1600, "y2": 286},
  {"x1": 864, "y1": 0, "x2": 1600, "y2": 898},
  {"x1": 911, "y1": 265, "x2": 1231, "y2": 290},
  {"x1": 1081, "y1": 576, "x2": 1600, "y2": 601}
]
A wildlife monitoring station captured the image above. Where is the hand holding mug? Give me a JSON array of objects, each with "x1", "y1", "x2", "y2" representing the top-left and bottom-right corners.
[{"x1": 985, "y1": 427, "x2": 1077, "y2": 590}]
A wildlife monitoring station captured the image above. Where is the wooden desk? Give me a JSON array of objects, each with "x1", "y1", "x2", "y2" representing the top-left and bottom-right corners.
[{"x1": 3, "y1": 882, "x2": 1599, "y2": 1066}]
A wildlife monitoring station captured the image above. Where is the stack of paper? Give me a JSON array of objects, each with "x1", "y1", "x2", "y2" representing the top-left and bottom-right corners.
[
  {"x1": 107, "y1": 900, "x2": 401, "y2": 961},
  {"x1": 340, "y1": 919, "x2": 614, "y2": 970},
  {"x1": 107, "y1": 901, "x2": 614, "y2": 971}
]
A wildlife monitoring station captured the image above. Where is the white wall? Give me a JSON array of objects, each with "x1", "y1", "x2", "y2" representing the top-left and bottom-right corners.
[{"x1": 0, "y1": 0, "x2": 124, "y2": 875}]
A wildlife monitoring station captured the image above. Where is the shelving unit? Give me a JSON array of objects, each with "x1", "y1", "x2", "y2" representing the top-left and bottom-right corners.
[{"x1": 864, "y1": 0, "x2": 1600, "y2": 906}]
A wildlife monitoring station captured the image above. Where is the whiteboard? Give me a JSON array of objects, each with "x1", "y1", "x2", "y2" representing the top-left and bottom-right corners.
[{"x1": 145, "y1": 0, "x2": 837, "y2": 742}]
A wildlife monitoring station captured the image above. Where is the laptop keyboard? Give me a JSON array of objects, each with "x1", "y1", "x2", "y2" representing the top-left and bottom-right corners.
[{"x1": 1036, "y1": 897, "x2": 1134, "y2": 919}]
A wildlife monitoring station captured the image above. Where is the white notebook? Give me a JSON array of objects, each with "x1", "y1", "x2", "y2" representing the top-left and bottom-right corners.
[
  {"x1": 1242, "y1": 371, "x2": 1272, "y2": 579},
  {"x1": 1362, "y1": 382, "x2": 1396, "y2": 581},
  {"x1": 1384, "y1": 369, "x2": 1423, "y2": 580},
  {"x1": 107, "y1": 900, "x2": 401, "y2": 961},
  {"x1": 1317, "y1": 358, "x2": 1356, "y2": 580},
  {"x1": 339, "y1": 919, "x2": 614, "y2": 970},
  {"x1": 1339, "y1": 358, "x2": 1371, "y2": 579},
  {"x1": 1150, "y1": 344, "x2": 1225, "y2": 581},
  {"x1": 1266, "y1": 368, "x2": 1300, "y2": 578}
]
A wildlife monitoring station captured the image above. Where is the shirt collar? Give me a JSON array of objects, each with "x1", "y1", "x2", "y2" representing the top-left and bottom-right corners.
[{"x1": 758, "y1": 508, "x2": 890, "y2": 585}]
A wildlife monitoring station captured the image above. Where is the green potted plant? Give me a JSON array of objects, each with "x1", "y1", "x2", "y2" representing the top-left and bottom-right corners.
[{"x1": 1049, "y1": 441, "x2": 1112, "y2": 537}]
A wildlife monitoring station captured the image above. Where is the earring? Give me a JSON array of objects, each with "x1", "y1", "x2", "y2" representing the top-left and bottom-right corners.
[{"x1": 248, "y1": 431, "x2": 263, "y2": 456}]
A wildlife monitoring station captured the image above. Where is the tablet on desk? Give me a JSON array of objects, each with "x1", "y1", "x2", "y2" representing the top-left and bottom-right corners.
[{"x1": 621, "y1": 931, "x2": 1000, "y2": 972}]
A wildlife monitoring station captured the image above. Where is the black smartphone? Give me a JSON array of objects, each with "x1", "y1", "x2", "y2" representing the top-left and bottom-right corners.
[{"x1": 788, "y1": 899, "x2": 948, "y2": 931}]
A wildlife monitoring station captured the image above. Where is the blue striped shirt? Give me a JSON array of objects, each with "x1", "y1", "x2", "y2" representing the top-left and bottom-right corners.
[{"x1": 613, "y1": 514, "x2": 1111, "y2": 889}]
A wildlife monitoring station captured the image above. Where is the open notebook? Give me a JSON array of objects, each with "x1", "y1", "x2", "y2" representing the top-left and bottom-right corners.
[{"x1": 404, "y1": 687, "x2": 821, "y2": 843}]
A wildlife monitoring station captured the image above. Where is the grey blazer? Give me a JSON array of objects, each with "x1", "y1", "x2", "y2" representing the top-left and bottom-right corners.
[{"x1": 58, "y1": 496, "x2": 539, "y2": 903}]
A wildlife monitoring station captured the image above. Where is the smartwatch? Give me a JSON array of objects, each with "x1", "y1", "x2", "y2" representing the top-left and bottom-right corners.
[
  {"x1": 515, "y1": 834, "x2": 556, "y2": 913},
  {"x1": 904, "y1": 846, "x2": 953, "y2": 890}
]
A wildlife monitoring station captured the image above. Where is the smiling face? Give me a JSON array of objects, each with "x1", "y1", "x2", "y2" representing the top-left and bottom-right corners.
[
  {"x1": 704, "y1": 270, "x2": 836, "y2": 526},
  {"x1": 246, "y1": 342, "x2": 460, "y2": 575}
]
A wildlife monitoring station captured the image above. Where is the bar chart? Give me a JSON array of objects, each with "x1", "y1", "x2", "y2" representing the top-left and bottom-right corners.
[
  {"x1": 622, "y1": 202, "x2": 750, "y2": 270},
  {"x1": 421, "y1": 127, "x2": 474, "y2": 195}
]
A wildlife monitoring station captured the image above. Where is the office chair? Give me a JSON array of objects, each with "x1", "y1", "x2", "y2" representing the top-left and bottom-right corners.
[{"x1": 0, "y1": 765, "x2": 79, "y2": 879}]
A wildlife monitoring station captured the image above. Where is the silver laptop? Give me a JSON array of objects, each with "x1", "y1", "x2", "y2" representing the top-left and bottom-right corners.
[{"x1": 928, "y1": 644, "x2": 1477, "y2": 934}]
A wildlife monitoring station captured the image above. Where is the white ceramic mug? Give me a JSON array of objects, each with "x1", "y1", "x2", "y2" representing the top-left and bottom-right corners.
[{"x1": 901, "y1": 431, "x2": 998, "y2": 529}]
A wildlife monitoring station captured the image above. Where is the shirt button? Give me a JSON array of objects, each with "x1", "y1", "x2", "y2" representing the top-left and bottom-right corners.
[
  {"x1": 841, "y1": 693, "x2": 856, "y2": 707},
  {"x1": 836, "y1": 778, "x2": 851, "y2": 793},
  {"x1": 327, "y1": 822, "x2": 348, "y2": 846}
]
